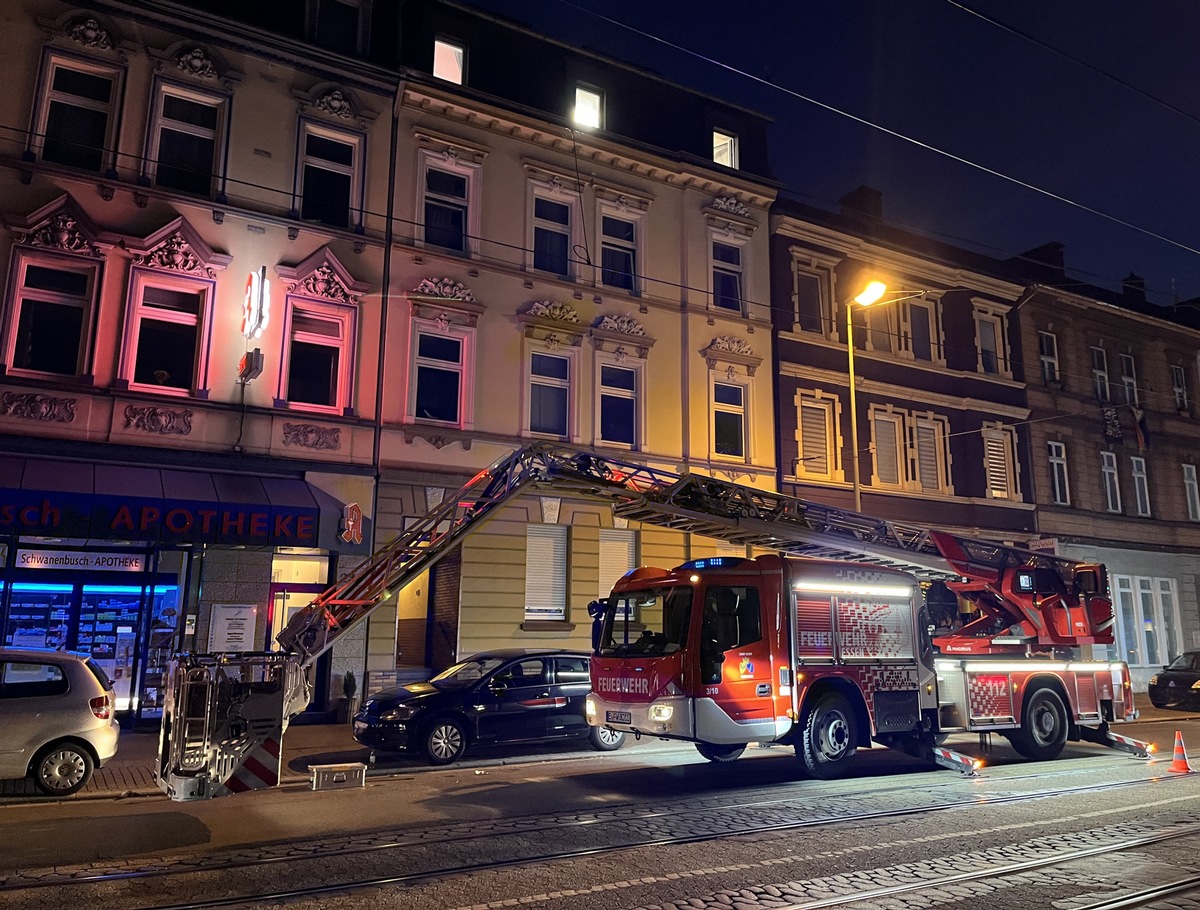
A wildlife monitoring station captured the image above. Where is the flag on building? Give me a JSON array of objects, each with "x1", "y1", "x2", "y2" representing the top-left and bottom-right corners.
[{"x1": 1131, "y1": 406, "x2": 1150, "y2": 451}]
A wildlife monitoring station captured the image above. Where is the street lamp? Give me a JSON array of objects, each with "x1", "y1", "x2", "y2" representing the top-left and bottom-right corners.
[{"x1": 845, "y1": 280, "x2": 924, "y2": 512}]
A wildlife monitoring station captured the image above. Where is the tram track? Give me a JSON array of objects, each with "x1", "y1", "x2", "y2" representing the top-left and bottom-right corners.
[{"x1": 3, "y1": 766, "x2": 1195, "y2": 910}]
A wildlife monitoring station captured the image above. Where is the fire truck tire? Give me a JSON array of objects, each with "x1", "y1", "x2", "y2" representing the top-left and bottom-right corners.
[
  {"x1": 422, "y1": 717, "x2": 468, "y2": 765},
  {"x1": 588, "y1": 726, "x2": 627, "y2": 751},
  {"x1": 1008, "y1": 687, "x2": 1068, "y2": 761},
  {"x1": 798, "y1": 692, "x2": 857, "y2": 779},
  {"x1": 695, "y1": 742, "x2": 746, "y2": 762}
]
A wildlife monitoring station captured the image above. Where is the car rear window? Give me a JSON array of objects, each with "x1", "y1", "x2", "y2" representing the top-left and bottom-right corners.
[
  {"x1": 85, "y1": 658, "x2": 113, "y2": 692},
  {"x1": 0, "y1": 661, "x2": 69, "y2": 698},
  {"x1": 555, "y1": 656, "x2": 590, "y2": 684}
]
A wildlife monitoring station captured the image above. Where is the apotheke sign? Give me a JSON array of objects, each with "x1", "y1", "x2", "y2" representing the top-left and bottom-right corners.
[{"x1": 16, "y1": 548, "x2": 147, "y2": 572}]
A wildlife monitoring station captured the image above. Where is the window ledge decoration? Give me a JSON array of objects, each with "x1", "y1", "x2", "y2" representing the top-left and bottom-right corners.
[
  {"x1": 282, "y1": 422, "x2": 341, "y2": 450},
  {"x1": 400, "y1": 425, "x2": 473, "y2": 451},
  {"x1": 705, "y1": 196, "x2": 756, "y2": 236},
  {"x1": 146, "y1": 42, "x2": 242, "y2": 91},
  {"x1": 124, "y1": 404, "x2": 192, "y2": 435},
  {"x1": 7, "y1": 195, "x2": 113, "y2": 258},
  {"x1": 296, "y1": 83, "x2": 378, "y2": 128},
  {"x1": 520, "y1": 620, "x2": 577, "y2": 633},
  {"x1": 712, "y1": 195, "x2": 750, "y2": 217},
  {"x1": 277, "y1": 247, "x2": 369, "y2": 305},
  {"x1": 589, "y1": 313, "x2": 655, "y2": 360},
  {"x1": 1, "y1": 392, "x2": 76, "y2": 423},
  {"x1": 408, "y1": 278, "x2": 485, "y2": 327},
  {"x1": 64, "y1": 15, "x2": 113, "y2": 50},
  {"x1": 519, "y1": 300, "x2": 585, "y2": 349},
  {"x1": 703, "y1": 335, "x2": 761, "y2": 377},
  {"x1": 124, "y1": 216, "x2": 232, "y2": 277}
]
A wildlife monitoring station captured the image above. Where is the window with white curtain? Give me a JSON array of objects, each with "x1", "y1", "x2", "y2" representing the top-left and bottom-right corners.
[{"x1": 525, "y1": 524, "x2": 568, "y2": 621}]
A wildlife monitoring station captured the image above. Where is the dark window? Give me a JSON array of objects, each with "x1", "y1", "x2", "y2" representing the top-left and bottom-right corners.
[
  {"x1": 424, "y1": 169, "x2": 467, "y2": 251},
  {"x1": 600, "y1": 216, "x2": 636, "y2": 291},
  {"x1": 600, "y1": 365, "x2": 636, "y2": 446},
  {"x1": 415, "y1": 333, "x2": 462, "y2": 423},
  {"x1": 554, "y1": 656, "x2": 590, "y2": 684},
  {"x1": 530, "y1": 352, "x2": 569, "y2": 436},
  {"x1": 794, "y1": 272, "x2": 823, "y2": 333},
  {"x1": 43, "y1": 66, "x2": 114, "y2": 171},
  {"x1": 712, "y1": 242, "x2": 742, "y2": 311},
  {"x1": 314, "y1": 0, "x2": 360, "y2": 55},
  {"x1": 288, "y1": 341, "x2": 338, "y2": 406},
  {"x1": 155, "y1": 94, "x2": 220, "y2": 195},
  {"x1": 14, "y1": 299, "x2": 83, "y2": 375},
  {"x1": 533, "y1": 199, "x2": 571, "y2": 276}
]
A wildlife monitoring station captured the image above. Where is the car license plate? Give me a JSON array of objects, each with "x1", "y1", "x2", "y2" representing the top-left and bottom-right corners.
[{"x1": 607, "y1": 710, "x2": 632, "y2": 724}]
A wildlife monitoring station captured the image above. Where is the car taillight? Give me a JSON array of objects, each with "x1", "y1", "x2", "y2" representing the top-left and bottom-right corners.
[{"x1": 90, "y1": 694, "x2": 112, "y2": 720}]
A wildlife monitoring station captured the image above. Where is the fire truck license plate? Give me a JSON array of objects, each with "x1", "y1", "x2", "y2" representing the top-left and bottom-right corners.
[{"x1": 607, "y1": 710, "x2": 632, "y2": 724}]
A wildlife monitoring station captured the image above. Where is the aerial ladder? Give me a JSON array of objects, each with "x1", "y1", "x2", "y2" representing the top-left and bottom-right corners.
[{"x1": 154, "y1": 442, "x2": 1121, "y2": 800}]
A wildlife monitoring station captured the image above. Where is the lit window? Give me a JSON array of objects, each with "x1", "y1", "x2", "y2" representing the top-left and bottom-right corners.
[
  {"x1": 423, "y1": 165, "x2": 469, "y2": 252},
  {"x1": 3, "y1": 252, "x2": 97, "y2": 378},
  {"x1": 1185, "y1": 464, "x2": 1200, "y2": 522},
  {"x1": 433, "y1": 38, "x2": 465, "y2": 84},
  {"x1": 1047, "y1": 441, "x2": 1070, "y2": 506},
  {"x1": 122, "y1": 271, "x2": 211, "y2": 394},
  {"x1": 573, "y1": 85, "x2": 602, "y2": 129},
  {"x1": 982, "y1": 424, "x2": 1018, "y2": 500},
  {"x1": 532, "y1": 197, "x2": 572, "y2": 277},
  {"x1": 1091, "y1": 347, "x2": 1110, "y2": 402},
  {"x1": 711, "y1": 241, "x2": 743, "y2": 312},
  {"x1": 713, "y1": 381, "x2": 746, "y2": 458},
  {"x1": 148, "y1": 83, "x2": 225, "y2": 196},
  {"x1": 411, "y1": 329, "x2": 466, "y2": 424},
  {"x1": 281, "y1": 300, "x2": 355, "y2": 412},
  {"x1": 1102, "y1": 451, "x2": 1121, "y2": 513},
  {"x1": 1038, "y1": 331, "x2": 1059, "y2": 384},
  {"x1": 297, "y1": 121, "x2": 362, "y2": 229},
  {"x1": 600, "y1": 216, "x2": 636, "y2": 292},
  {"x1": 32, "y1": 54, "x2": 121, "y2": 173},
  {"x1": 529, "y1": 351, "x2": 570, "y2": 437},
  {"x1": 1131, "y1": 456, "x2": 1151, "y2": 517},
  {"x1": 598, "y1": 363, "x2": 637, "y2": 447},
  {"x1": 1119, "y1": 354, "x2": 1139, "y2": 406},
  {"x1": 713, "y1": 130, "x2": 738, "y2": 168},
  {"x1": 1172, "y1": 364, "x2": 1189, "y2": 411},
  {"x1": 525, "y1": 524, "x2": 568, "y2": 621}
]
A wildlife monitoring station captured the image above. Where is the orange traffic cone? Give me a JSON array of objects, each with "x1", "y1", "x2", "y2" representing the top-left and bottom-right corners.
[{"x1": 1168, "y1": 730, "x2": 1194, "y2": 773}]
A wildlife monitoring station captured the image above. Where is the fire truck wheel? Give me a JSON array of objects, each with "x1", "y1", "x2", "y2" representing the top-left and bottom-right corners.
[
  {"x1": 798, "y1": 692, "x2": 857, "y2": 779},
  {"x1": 1008, "y1": 687, "x2": 1067, "y2": 761},
  {"x1": 588, "y1": 726, "x2": 627, "y2": 751},
  {"x1": 422, "y1": 717, "x2": 468, "y2": 765},
  {"x1": 695, "y1": 742, "x2": 746, "y2": 762}
]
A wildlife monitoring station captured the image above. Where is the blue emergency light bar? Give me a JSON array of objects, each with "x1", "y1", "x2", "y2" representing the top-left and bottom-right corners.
[{"x1": 676, "y1": 557, "x2": 746, "y2": 571}]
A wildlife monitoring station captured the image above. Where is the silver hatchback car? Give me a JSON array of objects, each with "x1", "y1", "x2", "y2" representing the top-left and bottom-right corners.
[{"x1": 0, "y1": 648, "x2": 120, "y2": 796}]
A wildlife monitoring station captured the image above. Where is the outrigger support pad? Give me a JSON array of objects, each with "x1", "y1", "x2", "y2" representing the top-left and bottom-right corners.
[
  {"x1": 929, "y1": 744, "x2": 982, "y2": 777},
  {"x1": 1077, "y1": 724, "x2": 1153, "y2": 759}
]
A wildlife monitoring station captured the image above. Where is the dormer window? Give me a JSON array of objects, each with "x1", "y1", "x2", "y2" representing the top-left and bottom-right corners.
[
  {"x1": 713, "y1": 130, "x2": 738, "y2": 168},
  {"x1": 433, "y1": 39, "x2": 465, "y2": 84},
  {"x1": 573, "y1": 85, "x2": 603, "y2": 129}
]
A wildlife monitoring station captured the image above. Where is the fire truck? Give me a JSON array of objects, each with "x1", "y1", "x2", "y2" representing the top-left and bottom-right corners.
[{"x1": 154, "y1": 443, "x2": 1143, "y2": 800}]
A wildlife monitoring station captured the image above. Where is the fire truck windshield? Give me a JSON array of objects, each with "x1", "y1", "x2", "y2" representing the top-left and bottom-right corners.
[{"x1": 598, "y1": 586, "x2": 693, "y2": 657}]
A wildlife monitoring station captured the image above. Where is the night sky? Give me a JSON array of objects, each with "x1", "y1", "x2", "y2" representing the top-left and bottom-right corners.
[{"x1": 463, "y1": 0, "x2": 1200, "y2": 309}]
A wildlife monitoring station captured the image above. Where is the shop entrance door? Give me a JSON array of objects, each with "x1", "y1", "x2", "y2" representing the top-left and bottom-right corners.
[{"x1": 268, "y1": 582, "x2": 330, "y2": 713}]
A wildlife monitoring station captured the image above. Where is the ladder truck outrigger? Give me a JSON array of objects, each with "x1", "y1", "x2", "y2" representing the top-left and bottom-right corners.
[{"x1": 155, "y1": 443, "x2": 1147, "y2": 800}]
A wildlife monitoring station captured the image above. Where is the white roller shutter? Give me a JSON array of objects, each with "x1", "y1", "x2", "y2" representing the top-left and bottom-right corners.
[
  {"x1": 800, "y1": 403, "x2": 829, "y2": 474},
  {"x1": 525, "y1": 524, "x2": 567, "y2": 620},
  {"x1": 598, "y1": 529, "x2": 637, "y2": 599}
]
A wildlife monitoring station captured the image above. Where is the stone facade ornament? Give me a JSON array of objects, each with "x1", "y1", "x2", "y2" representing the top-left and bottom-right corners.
[
  {"x1": 413, "y1": 277, "x2": 476, "y2": 302},
  {"x1": 426, "y1": 486, "x2": 445, "y2": 510},
  {"x1": 527, "y1": 300, "x2": 581, "y2": 323},
  {"x1": 702, "y1": 334, "x2": 761, "y2": 376},
  {"x1": 2, "y1": 392, "x2": 76, "y2": 423},
  {"x1": 124, "y1": 405, "x2": 192, "y2": 435},
  {"x1": 176, "y1": 47, "x2": 218, "y2": 79},
  {"x1": 712, "y1": 195, "x2": 750, "y2": 217},
  {"x1": 17, "y1": 213, "x2": 101, "y2": 257},
  {"x1": 540, "y1": 497, "x2": 561, "y2": 524},
  {"x1": 598, "y1": 313, "x2": 646, "y2": 336},
  {"x1": 132, "y1": 231, "x2": 214, "y2": 277},
  {"x1": 67, "y1": 17, "x2": 111, "y2": 49},
  {"x1": 710, "y1": 334, "x2": 754, "y2": 356},
  {"x1": 315, "y1": 90, "x2": 354, "y2": 119},
  {"x1": 282, "y1": 422, "x2": 341, "y2": 450},
  {"x1": 291, "y1": 263, "x2": 358, "y2": 304}
]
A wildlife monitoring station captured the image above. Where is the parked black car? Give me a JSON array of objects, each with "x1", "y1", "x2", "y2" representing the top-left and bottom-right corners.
[
  {"x1": 1148, "y1": 651, "x2": 1200, "y2": 709},
  {"x1": 352, "y1": 649, "x2": 626, "y2": 764}
]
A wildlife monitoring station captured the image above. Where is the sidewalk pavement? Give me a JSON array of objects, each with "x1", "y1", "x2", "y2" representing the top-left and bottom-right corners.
[{"x1": 3, "y1": 704, "x2": 1197, "y2": 804}]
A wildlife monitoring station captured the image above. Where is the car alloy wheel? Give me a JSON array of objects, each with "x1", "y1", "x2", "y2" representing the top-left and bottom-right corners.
[
  {"x1": 423, "y1": 717, "x2": 467, "y2": 765},
  {"x1": 34, "y1": 743, "x2": 93, "y2": 796}
]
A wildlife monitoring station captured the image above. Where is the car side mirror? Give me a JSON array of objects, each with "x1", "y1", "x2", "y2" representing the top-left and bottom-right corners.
[{"x1": 488, "y1": 680, "x2": 508, "y2": 694}]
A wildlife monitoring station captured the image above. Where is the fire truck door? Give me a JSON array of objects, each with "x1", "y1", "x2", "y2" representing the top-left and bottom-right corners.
[{"x1": 699, "y1": 585, "x2": 778, "y2": 733}]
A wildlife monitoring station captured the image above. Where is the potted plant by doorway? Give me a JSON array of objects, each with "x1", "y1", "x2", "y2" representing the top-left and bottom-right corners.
[{"x1": 339, "y1": 670, "x2": 359, "y2": 723}]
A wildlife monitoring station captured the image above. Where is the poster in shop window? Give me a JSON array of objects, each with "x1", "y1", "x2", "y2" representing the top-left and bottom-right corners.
[{"x1": 207, "y1": 603, "x2": 257, "y2": 653}]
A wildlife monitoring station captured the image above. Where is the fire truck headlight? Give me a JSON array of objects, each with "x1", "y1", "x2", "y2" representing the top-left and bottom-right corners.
[
  {"x1": 648, "y1": 703, "x2": 674, "y2": 722},
  {"x1": 585, "y1": 697, "x2": 597, "y2": 720}
]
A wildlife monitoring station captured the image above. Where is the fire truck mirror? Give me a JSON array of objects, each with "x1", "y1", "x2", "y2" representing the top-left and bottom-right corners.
[
  {"x1": 587, "y1": 600, "x2": 606, "y2": 619},
  {"x1": 1075, "y1": 570, "x2": 1098, "y2": 595}
]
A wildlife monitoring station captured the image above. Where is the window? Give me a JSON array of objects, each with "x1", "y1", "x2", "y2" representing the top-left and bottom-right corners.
[
  {"x1": 796, "y1": 394, "x2": 837, "y2": 479},
  {"x1": 1119, "y1": 354, "x2": 1138, "y2": 406},
  {"x1": 1101, "y1": 451, "x2": 1121, "y2": 513},
  {"x1": 1172, "y1": 364, "x2": 1189, "y2": 411},
  {"x1": 411, "y1": 328, "x2": 467, "y2": 424},
  {"x1": 1111, "y1": 574, "x2": 1182, "y2": 668},
  {"x1": 598, "y1": 363, "x2": 638, "y2": 447},
  {"x1": 1131, "y1": 456, "x2": 1151, "y2": 517},
  {"x1": 529, "y1": 351, "x2": 571, "y2": 437},
  {"x1": 712, "y1": 130, "x2": 738, "y2": 168},
  {"x1": 711, "y1": 240, "x2": 743, "y2": 312},
  {"x1": 713, "y1": 381, "x2": 746, "y2": 458},
  {"x1": 33, "y1": 54, "x2": 121, "y2": 173},
  {"x1": 791, "y1": 266, "x2": 828, "y2": 335},
  {"x1": 871, "y1": 411, "x2": 905, "y2": 487},
  {"x1": 525, "y1": 524, "x2": 567, "y2": 621},
  {"x1": 600, "y1": 215, "x2": 637, "y2": 292},
  {"x1": 298, "y1": 122, "x2": 362, "y2": 229},
  {"x1": 905, "y1": 299, "x2": 937, "y2": 362},
  {"x1": 433, "y1": 38, "x2": 465, "y2": 84},
  {"x1": 1038, "y1": 331, "x2": 1059, "y2": 384},
  {"x1": 148, "y1": 82, "x2": 225, "y2": 196},
  {"x1": 912, "y1": 416, "x2": 949, "y2": 493},
  {"x1": 423, "y1": 165, "x2": 469, "y2": 252},
  {"x1": 0, "y1": 661, "x2": 68, "y2": 698},
  {"x1": 573, "y1": 85, "x2": 602, "y2": 129},
  {"x1": 865, "y1": 305, "x2": 893, "y2": 353},
  {"x1": 3, "y1": 252, "x2": 97, "y2": 377},
  {"x1": 976, "y1": 313, "x2": 1003, "y2": 374},
  {"x1": 982, "y1": 424, "x2": 1018, "y2": 500},
  {"x1": 122, "y1": 271, "x2": 211, "y2": 394},
  {"x1": 1091, "y1": 347, "x2": 1110, "y2": 402},
  {"x1": 598, "y1": 529, "x2": 637, "y2": 599},
  {"x1": 312, "y1": 0, "x2": 365, "y2": 55},
  {"x1": 281, "y1": 299, "x2": 355, "y2": 412},
  {"x1": 1184, "y1": 464, "x2": 1200, "y2": 522},
  {"x1": 532, "y1": 197, "x2": 572, "y2": 278},
  {"x1": 1047, "y1": 441, "x2": 1070, "y2": 505}
]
